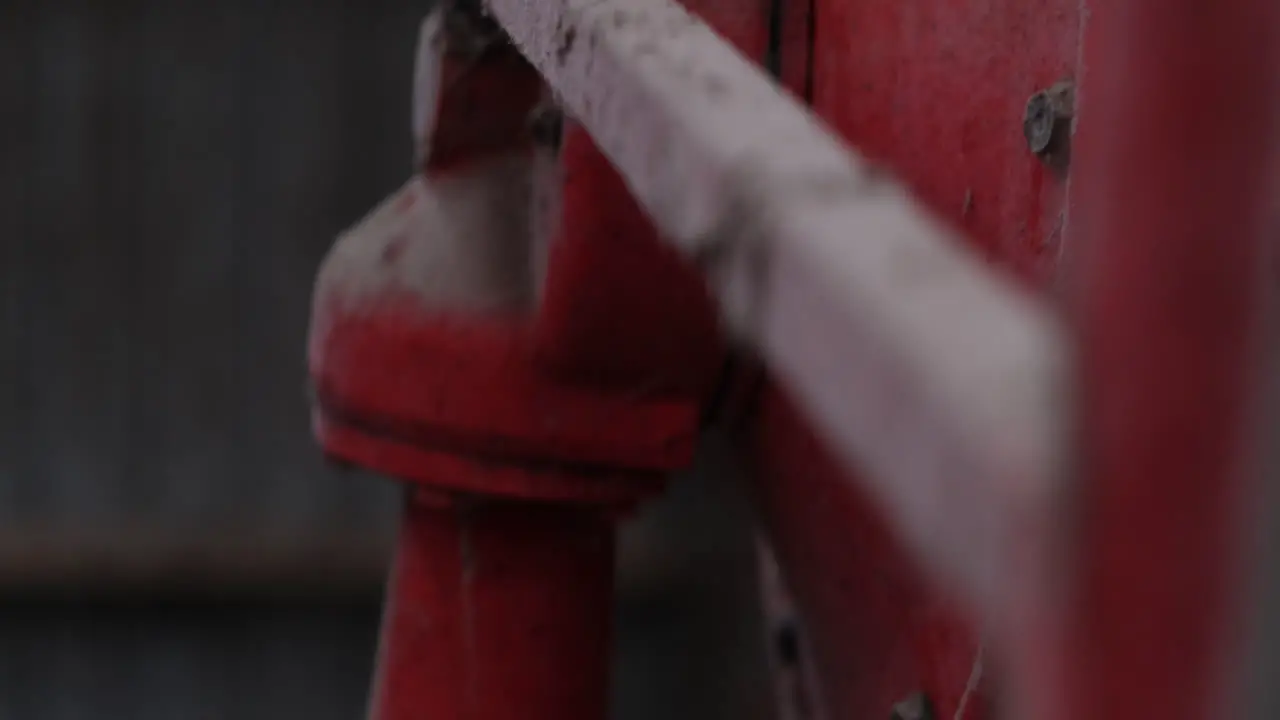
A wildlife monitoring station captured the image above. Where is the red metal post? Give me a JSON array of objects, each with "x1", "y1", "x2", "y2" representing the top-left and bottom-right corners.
[
  {"x1": 309, "y1": 0, "x2": 766, "y2": 717},
  {"x1": 1065, "y1": 0, "x2": 1280, "y2": 718},
  {"x1": 367, "y1": 494, "x2": 616, "y2": 720},
  {"x1": 310, "y1": 7, "x2": 683, "y2": 718}
]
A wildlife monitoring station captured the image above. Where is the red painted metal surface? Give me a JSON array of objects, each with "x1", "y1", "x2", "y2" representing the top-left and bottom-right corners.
[
  {"x1": 533, "y1": 125, "x2": 725, "y2": 397},
  {"x1": 313, "y1": 311, "x2": 701, "y2": 474},
  {"x1": 486, "y1": 0, "x2": 1067, "y2": 616},
  {"x1": 309, "y1": 11, "x2": 717, "y2": 494},
  {"x1": 812, "y1": 0, "x2": 1080, "y2": 286},
  {"x1": 776, "y1": 0, "x2": 812, "y2": 101},
  {"x1": 368, "y1": 493, "x2": 616, "y2": 720},
  {"x1": 309, "y1": 0, "x2": 768, "y2": 717},
  {"x1": 750, "y1": 388, "x2": 988, "y2": 720},
  {"x1": 310, "y1": 0, "x2": 1280, "y2": 714},
  {"x1": 1065, "y1": 1, "x2": 1279, "y2": 719},
  {"x1": 751, "y1": 0, "x2": 1280, "y2": 717},
  {"x1": 483, "y1": 0, "x2": 1066, "y2": 715},
  {"x1": 309, "y1": 12, "x2": 668, "y2": 719},
  {"x1": 423, "y1": 44, "x2": 544, "y2": 174},
  {"x1": 749, "y1": 0, "x2": 1083, "y2": 716}
]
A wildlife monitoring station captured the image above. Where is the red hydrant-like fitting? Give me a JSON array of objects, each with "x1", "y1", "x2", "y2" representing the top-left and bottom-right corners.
[{"x1": 307, "y1": 3, "x2": 726, "y2": 718}]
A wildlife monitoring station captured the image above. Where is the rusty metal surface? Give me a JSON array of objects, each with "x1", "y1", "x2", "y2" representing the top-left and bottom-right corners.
[{"x1": 485, "y1": 0, "x2": 1068, "y2": 628}]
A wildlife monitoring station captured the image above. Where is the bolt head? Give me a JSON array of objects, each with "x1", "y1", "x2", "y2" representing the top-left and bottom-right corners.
[
  {"x1": 1023, "y1": 80, "x2": 1075, "y2": 157},
  {"x1": 1023, "y1": 93, "x2": 1057, "y2": 154}
]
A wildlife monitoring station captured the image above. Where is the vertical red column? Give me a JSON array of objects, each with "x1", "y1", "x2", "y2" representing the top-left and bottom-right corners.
[
  {"x1": 368, "y1": 494, "x2": 616, "y2": 720},
  {"x1": 1066, "y1": 0, "x2": 1280, "y2": 718}
]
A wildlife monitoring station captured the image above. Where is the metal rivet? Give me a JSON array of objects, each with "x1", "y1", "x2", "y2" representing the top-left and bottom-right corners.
[
  {"x1": 1023, "y1": 80, "x2": 1075, "y2": 170},
  {"x1": 890, "y1": 692, "x2": 936, "y2": 720}
]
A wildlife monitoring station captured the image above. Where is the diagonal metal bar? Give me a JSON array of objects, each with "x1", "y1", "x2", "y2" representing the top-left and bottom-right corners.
[{"x1": 483, "y1": 0, "x2": 1069, "y2": 623}]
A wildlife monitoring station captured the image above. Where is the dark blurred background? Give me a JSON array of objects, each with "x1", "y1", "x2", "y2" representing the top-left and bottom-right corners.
[{"x1": 0, "y1": 1, "x2": 772, "y2": 717}]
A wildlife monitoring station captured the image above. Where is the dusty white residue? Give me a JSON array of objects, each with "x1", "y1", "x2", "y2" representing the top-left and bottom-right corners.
[{"x1": 314, "y1": 153, "x2": 537, "y2": 318}]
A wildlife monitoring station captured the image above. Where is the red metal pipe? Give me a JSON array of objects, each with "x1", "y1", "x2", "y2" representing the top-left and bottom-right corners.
[
  {"x1": 1066, "y1": 0, "x2": 1280, "y2": 718},
  {"x1": 310, "y1": 3, "x2": 766, "y2": 719},
  {"x1": 368, "y1": 492, "x2": 617, "y2": 720}
]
